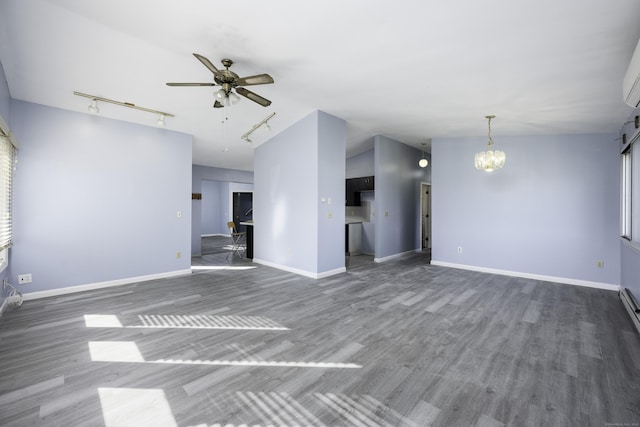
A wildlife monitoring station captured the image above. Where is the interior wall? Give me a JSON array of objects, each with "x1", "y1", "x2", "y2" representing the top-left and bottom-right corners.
[
  {"x1": 201, "y1": 180, "x2": 223, "y2": 235},
  {"x1": 373, "y1": 135, "x2": 426, "y2": 260},
  {"x1": 346, "y1": 147, "x2": 374, "y2": 178},
  {"x1": 431, "y1": 133, "x2": 620, "y2": 286},
  {"x1": 9, "y1": 100, "x2": 193, "y2": 294},
  {"x1": 254, "y1": 110, "x2": 345, "y2": 277},
  {"x1": 317, "y1": 111, "x2": 346, "y2": 272}
]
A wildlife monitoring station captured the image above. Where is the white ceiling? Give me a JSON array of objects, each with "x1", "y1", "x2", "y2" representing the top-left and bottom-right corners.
[{"x1": 1, "y1": 0, "x2": 639, "y2": 171}]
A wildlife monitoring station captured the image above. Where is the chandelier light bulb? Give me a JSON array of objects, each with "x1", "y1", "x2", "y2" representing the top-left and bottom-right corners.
[
  {"x1": 419, "y1": 158, "x2": 428, "y2": 168},
  {"x1": 475, "y1": 115, "x2": 506, "y2": 172}
]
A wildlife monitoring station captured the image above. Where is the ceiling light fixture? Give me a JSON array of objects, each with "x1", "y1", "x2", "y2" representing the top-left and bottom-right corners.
[
  {"x1": 240, "y1": 112, "x2": 276, "y2": 144},
  {"x1": 418, "y1": 143, "x2": 429, "y2": 168},
  {"x1": 474, "y1": 115, "x2": 506, "y2": 172},
  {"x1": 74, "y1": 91, "x2": 174, "y2": 126}
]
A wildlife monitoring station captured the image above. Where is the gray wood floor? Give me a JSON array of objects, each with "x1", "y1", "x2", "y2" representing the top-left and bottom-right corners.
[{"x1": 1, "y1": 252, "x2": 639, "y2": 426}]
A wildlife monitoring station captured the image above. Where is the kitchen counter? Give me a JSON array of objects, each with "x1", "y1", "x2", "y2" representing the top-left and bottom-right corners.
[
  {"x1": 239, "y1": 221, "x2": 253, "y2": 259},
  {"x1": 346, "y1": 216, "x2": 365, "y2": 224}
]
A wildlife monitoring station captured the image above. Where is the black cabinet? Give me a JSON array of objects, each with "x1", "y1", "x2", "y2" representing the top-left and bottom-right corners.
[{"x1": 346, "y1": 176, "x2": 374, "y2": 206}]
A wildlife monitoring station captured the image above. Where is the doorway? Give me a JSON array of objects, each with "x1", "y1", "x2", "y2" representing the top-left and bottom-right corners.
[{"x1": 421, "y1": 183, "x2": 432, "y2": 253}]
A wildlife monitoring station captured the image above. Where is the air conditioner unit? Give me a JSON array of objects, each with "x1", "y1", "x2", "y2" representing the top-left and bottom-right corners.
[{"x1": 624, "y1": 37, "x2": 640, "y2": 107}]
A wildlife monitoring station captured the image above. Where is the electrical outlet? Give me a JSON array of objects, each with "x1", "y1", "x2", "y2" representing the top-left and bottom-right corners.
[
  {"x1": 328, "y1": 211, "x2": 333, "y2": 218},
  {"x1": 457, "y1": 247, "x2": 463, "y2": 254},
  {"x1": 176, "y1": 211, "x2": 182, "y2": 218},
  {"x1": 18, "y1": 273, "x2": 32, "y2": 284},
  {"x1": 176, "y1": 251, "x2": 182, "y2": 259},
  {"x1": 596, "y1": 260, "x2": 604, "y2": 268}
]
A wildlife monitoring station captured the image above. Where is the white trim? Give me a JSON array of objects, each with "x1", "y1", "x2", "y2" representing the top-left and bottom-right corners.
[
  {"x1": 374, "y1": 249, "x2": 417, "y2": 263},
  {"x1": 430, "y1": 260, "x2": 620, "y2": 291},
  {"x1": 20, "y1": 269, "x2": 192, "y2": 301},
  {"x1": 619, "y1": 289, "x2": 640, "y2": 334},
  {"x1": 0, "y1": 247, "x2": 7, "y2": 274},
  {"x1": 253, "y1": 258, "x2": 346, "y2": 279},
  {"x1": 0, "y1": 295, "x2": 10, "y2": 318}
]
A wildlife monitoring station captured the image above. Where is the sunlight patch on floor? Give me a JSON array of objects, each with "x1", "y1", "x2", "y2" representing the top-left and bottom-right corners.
[
  {"x1": 99, "y1": 387, "x2": 177, "y2": 427},
  {"x1": 88, "y1": 341, "x2": 361, "y2": 368},
  {"x1": 84, "y1": 314, "x2": 288, "y2": 330}
]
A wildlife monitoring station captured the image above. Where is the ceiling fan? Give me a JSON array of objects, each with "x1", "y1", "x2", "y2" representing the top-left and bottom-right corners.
[{"x1": 167, "y1": 53, "x2": 274, "y2": 108}]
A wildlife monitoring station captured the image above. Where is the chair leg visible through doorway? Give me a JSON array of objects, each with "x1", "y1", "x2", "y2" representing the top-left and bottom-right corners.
[{"x1": 226, "y1": 221, "x2": 245, "y2": 259}]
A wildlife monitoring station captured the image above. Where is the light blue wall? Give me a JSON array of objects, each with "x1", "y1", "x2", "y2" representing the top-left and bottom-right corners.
[
  {"x1": 9, "y1": 100, "x2": 192, "y2": 293},
  {"x1": 254, "y1": 110, "x2": 345, "y2": 277},
  {"x1": 431, "y1": 133, "x2": 620, "y2": 285},
  {"x1": 346, "y1": 147, "x2": 374, "y2": 178},
  {"x1": 317, "y1": 111, "x2": 346, "y2": 271},
  {"x1": 0, "y1": 60, "x2": 9, "y2": 124},
  {"x1": 191, "y1": 165, "x2": 253, "y2": 255},
  {"x1": 374, "y1": 135, "x2": 426, "y2": 259},
  {"x1": 201, "y1": 180, "x2": 223, "y2": 235}
]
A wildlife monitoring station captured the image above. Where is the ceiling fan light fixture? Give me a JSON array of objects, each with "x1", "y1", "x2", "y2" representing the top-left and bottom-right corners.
[
  {"x1": 228, "y1": 91, "x2": 240, "y2": 105},
  {"x1": 88, "y1": 99, "x2": 99, "y2": 114}
]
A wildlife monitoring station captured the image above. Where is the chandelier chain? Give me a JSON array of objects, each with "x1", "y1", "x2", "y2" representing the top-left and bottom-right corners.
[{"x1": 487, "y1": 115, "x2": 494, "y2": 147}]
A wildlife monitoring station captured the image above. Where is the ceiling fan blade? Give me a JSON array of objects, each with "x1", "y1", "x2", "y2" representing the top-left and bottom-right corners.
[
  {"x1": 166, "y1": 82, "x2": 216, "y2": 87},
  {"x1": 235, "y1": 87, "x2": 272, "y2": 107},
  {"x1": 235, "y1": 73, "x2": 274, "y2": 86},
  {"x1": 213, "y1": 100, "x2": 224, "y2": 108},
  {"x1": 193, "y1": 53, "x2": 224, "y2": 77}
]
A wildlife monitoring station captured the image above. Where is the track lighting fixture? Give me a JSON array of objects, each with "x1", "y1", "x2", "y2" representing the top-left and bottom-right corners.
[
  {"x1": 240, "y1": 112, "x2": 276, "y2": 144},
  {"x1": 74, "y1": 91, "x2": 174, "y2": 126}
]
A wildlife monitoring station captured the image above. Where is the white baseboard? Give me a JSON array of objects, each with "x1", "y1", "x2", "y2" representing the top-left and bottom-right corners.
[
  {"x1": 374, "y1": 249, "x2": 418, "y2": 263},
  {"x1": 253, "y1": 258, "x2": 346, "y2": 279},
  {"x1": 20, "y1": 269, "x2": 193, "y2": 301},
  {"x1": 430, "y1": 260, "x2": 619, "y2": 291},
  {"x1": 201, "y1": 233, "x2": 227, "y2": 237}
]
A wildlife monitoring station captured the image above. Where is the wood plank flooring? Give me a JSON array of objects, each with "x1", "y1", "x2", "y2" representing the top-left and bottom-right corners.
[{"x1": 1, "y1": 252, "x2": 639, "y2": 426}]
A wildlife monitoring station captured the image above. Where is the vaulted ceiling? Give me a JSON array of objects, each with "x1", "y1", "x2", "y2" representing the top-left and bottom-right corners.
[{"x1": 1, "y1": 0, "x2": 639, "y2": 170}]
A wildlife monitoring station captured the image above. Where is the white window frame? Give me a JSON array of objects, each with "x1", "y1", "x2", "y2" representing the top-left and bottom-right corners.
[
  {"x1": 622, "y1": 148, "x2": 632, "y2": 240},
  {"x1": 0, "y1": 114, "x2": 16, "y2": 273}
]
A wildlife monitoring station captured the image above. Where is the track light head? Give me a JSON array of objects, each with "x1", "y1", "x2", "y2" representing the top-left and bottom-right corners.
[
  {"x1": 88, "y1": 99, "x2": 99, "y2": 114},
  {"x1": 157, "y1": 114, "x2": 165, "y2": 126}
]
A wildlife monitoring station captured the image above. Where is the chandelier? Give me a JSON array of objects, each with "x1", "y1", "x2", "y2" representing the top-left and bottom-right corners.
[{"x1": 474, "y1": 115, "x2": 506, "y2": 172}]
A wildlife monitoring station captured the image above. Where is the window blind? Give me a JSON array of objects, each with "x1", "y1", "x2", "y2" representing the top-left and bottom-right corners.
[{"x1": 0, "y1": 131, "x2": 16, "y2": 251}]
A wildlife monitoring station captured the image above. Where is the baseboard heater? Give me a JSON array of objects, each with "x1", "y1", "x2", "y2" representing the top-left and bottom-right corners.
[{"x1": 619, "y1": 288, "x2": 640, "y2": 334}]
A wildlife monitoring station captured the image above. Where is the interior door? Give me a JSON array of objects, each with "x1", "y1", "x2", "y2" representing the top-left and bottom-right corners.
[{"x1": 421, "y1": 184, "x2": 431, "y2": 250}]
